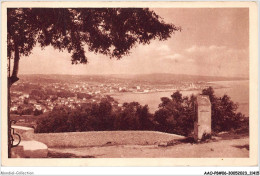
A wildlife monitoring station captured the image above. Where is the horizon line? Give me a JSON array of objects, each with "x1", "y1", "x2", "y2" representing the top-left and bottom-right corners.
[{"x1": 19, "y1": 73, "x2": 249, "y2": 79}]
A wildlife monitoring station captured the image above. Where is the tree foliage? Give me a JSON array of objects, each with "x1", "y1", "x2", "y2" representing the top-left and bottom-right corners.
[
  {"x1": 154, "y1": 87, "x2": 248, "y2": 136},
  {"x1": 7, "y1": 8, "x2": 180, "y2": 85},
  {"x1": 35, "y1": 87, "x2": 248, "y2": 135},
  {"x1": 115, "y1": 102, "x2": 154, "y2": 130},
  {"x1": 35, "y1": 98, "x2": 154, "y2": 133},
  {"x1": 154, "y1": 91, "x2": 196, "y2": 136}
]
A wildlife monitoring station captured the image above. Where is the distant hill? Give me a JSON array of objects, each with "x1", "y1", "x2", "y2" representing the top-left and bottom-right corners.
[
  {"x1": 108, "y1": 73, "x2": 248, "y2": 84},
  {"x1": 19, "y1": 73, "x2": 248, "y2": 84}
]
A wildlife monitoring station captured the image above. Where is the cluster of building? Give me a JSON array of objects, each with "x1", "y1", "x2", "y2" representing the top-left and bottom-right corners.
[
  {"x1": 10, "y1": 90, "x2": 110, "y2": 114},
  {"x1": 10, "y1": 78, "x2": 208, "y2": 115},
  {"x1": 10, "y1": 80, "x2": 127, "y2": 114}
]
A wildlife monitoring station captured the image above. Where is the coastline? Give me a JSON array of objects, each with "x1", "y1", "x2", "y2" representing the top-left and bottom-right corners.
[{"x1": 110, "y1": 80, "x2": 249, "y2": 116}]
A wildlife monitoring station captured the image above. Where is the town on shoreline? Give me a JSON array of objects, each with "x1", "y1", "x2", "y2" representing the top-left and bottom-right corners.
[{"x1": 10, "y1": 74, "x2": 247, "y2": 117}]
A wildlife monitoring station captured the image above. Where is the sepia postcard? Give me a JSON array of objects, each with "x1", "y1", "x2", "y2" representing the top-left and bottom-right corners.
[{"x1": 1, "y1": 1, "x2": 258, "y2": 167}]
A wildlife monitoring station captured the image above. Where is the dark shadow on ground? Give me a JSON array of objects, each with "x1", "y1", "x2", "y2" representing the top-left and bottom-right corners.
[
  {"x1": 216, "y1": 130, "x2": 249, "y2": 140},
  {"x1": 232, "y1": 144, "x2": 249, "y2": 150},
  {"x1": 167, "y1": 135, "x2": 218, "y2": 146},
  {"x1": 48, "y1": 151, "x2": 95, "y2": 158}
]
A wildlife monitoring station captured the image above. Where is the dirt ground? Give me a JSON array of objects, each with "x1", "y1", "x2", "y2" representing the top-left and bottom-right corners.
[{"x1": 48, "y1": 136, "x2": 249, "y2": 158}]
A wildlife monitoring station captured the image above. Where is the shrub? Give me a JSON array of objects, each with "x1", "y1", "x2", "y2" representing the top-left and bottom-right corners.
[
  {"x1": 154, "y1": 87, "x2": 248, "y2": 136},
  {"x1": 35, "y1": 99, "x2": 155, "y2": 133},
  {"x1": 200, "y1": 133, "x2": 212, "y2": 142},
  {"x1": 154, "y1": 91, "x2": 195, "y2": 136},
  {"x1": 35, "y1": 87, "x2": 248, "y2": 136}
]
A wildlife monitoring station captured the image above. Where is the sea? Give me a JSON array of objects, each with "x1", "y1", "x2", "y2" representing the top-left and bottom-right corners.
[{"x1": 112, "y1": 80, "x2": 249, "y2": 117}]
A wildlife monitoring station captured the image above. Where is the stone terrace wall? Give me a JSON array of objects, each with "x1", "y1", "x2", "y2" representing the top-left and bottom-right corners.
[{"x1": 31, "y1": 131, "x2": 184, "y2": 148}]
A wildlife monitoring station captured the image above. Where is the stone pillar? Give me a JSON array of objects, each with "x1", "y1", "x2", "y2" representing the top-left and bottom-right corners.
[{"x1": 194, "y1": 95, "x2": 211, "y2": 141}]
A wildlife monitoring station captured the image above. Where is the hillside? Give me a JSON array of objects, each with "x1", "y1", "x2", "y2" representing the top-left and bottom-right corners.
[
  {"x1": 110, "y1": 73, "x2": 248, "y2": 83},
  {"x1": 19, "y1": 73, "x2": 248, "y2": 84}
]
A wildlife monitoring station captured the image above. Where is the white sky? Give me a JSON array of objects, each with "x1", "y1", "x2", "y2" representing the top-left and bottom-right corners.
[{"x1": 19, "y1": 8, "x2": 249, "y2": 78}]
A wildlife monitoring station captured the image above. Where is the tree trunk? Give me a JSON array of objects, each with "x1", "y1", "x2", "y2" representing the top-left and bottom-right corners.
[
  {"x1": 9, "y1": 43, "x2": 20, "y2": 86},
  {"x1": 8, "y1": 42, "x2": 20, "y2": 157}
]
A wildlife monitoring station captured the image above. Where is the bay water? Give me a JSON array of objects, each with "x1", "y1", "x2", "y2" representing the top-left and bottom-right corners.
[{"x1": 112, "y1": 80, "x2": 249, "y2": 117}]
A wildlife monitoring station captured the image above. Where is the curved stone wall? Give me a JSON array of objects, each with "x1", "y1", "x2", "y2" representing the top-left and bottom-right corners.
[{"x1": 32, "y1": 131, "x2": 184, "y2": 148}]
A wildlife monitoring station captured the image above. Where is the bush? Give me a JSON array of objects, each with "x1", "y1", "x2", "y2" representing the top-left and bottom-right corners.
[
  {"x1": 35, "y1": 99, "x2": 155, "y2": 133},
  {"x1": 200, "y1": 133, "x2": 212, "y2": 142},
  {"x1": 154, "y1": 91, "x2": 195, "y2": 136},
  {"x1": 34, "y1": 109, "x2": 43, "y2": 116},
  {"x1": 35, "y1": 87, "x2": 248, "y2": 136},
  {"x1": 154, "y1": 87, "x2": 248, "y2": 136}
]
